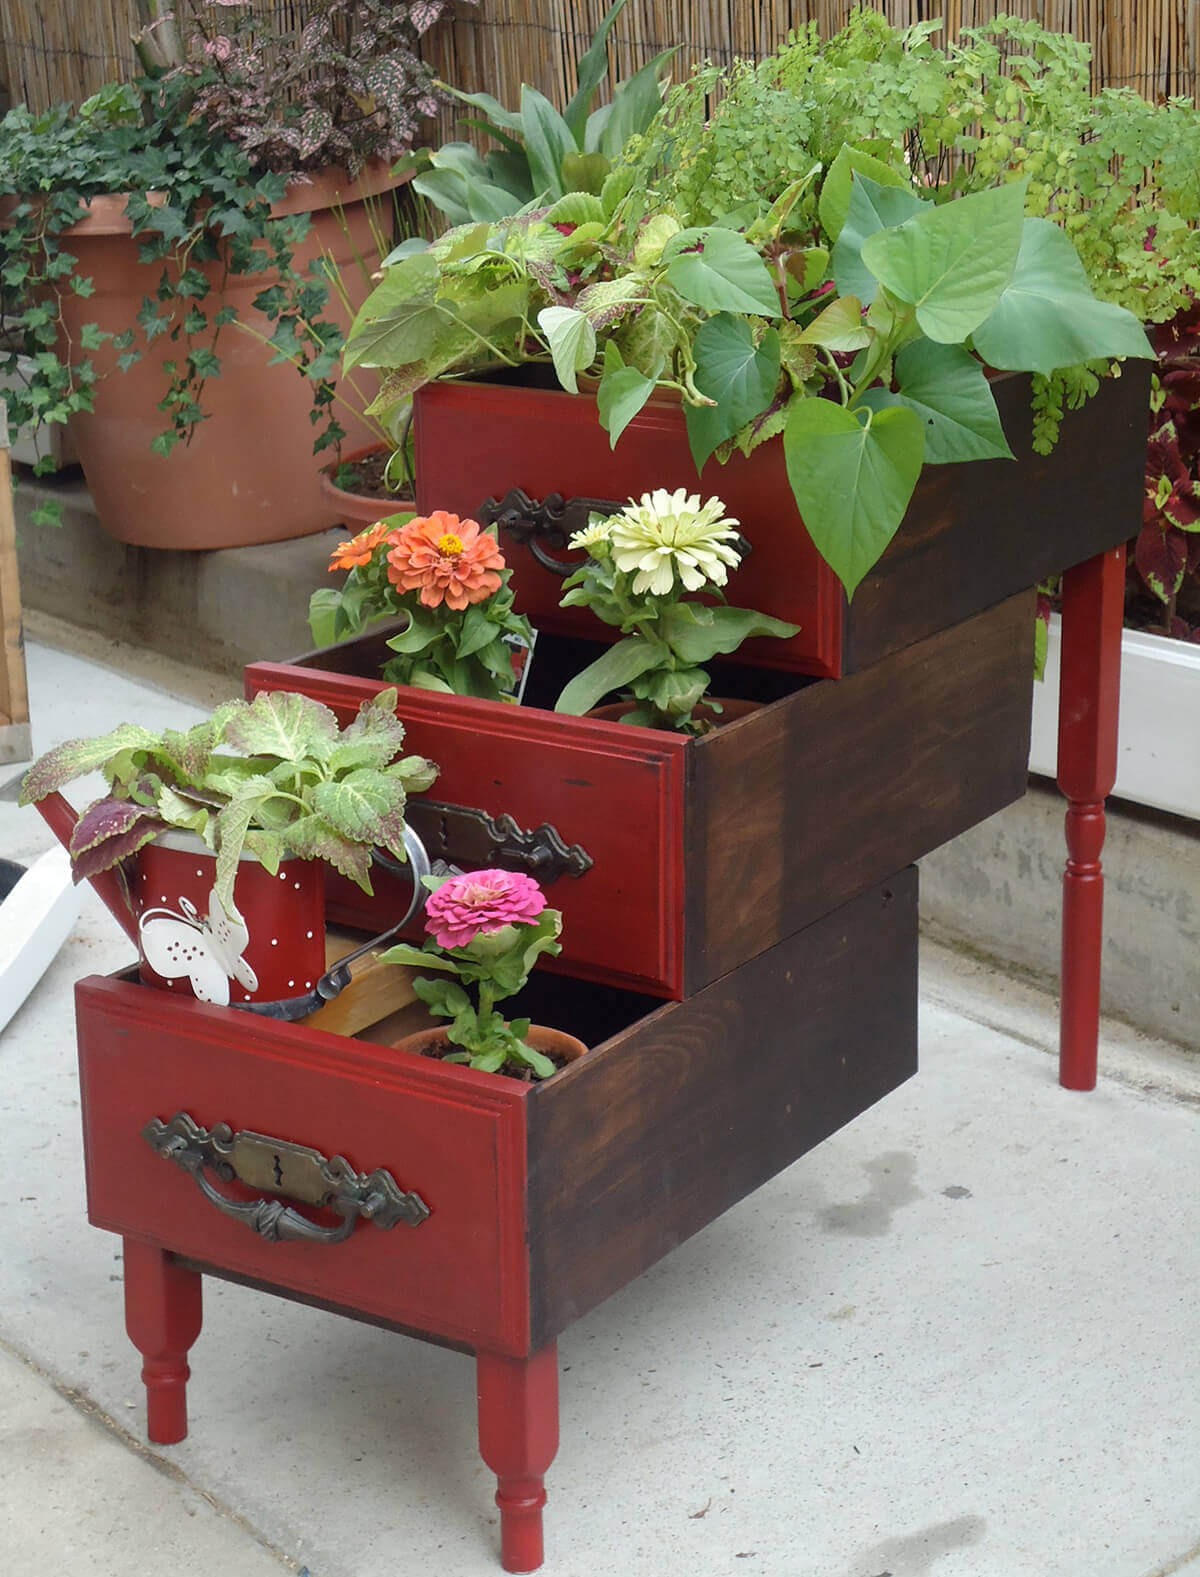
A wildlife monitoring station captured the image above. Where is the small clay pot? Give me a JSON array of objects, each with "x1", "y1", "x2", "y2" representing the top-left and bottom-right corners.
[
  {"x1": 392, "y1": 1022, "x2": 588, "y2": 1078},
  {"x1": 320, "y1": 442, "x2": 415, "y2": 528},
  {"x1": 587, "y1": 697, "x2": 761, "y2": 731}
]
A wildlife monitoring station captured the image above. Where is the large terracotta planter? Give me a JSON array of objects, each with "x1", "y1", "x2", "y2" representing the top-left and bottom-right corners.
[{"x1": 53, "y1": 163, "x2": 402, "y2": 550}]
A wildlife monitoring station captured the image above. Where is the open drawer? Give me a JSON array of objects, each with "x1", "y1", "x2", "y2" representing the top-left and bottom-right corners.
[
  {"x1": 77, "y1": 870, "x2": 918, "y2": 1359},
  {"x1": 245, "y1": 594, "x2": 1033, "y2": 998},
  {"x1": 414, "y1": 365, "x2": 1149, "y2": 678}
]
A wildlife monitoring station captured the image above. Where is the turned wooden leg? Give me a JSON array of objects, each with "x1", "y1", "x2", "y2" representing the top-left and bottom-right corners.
[
  {"x1": 1057, "y1": 546, "x2": 1125, "y2": 1091},
  {"x1": 122, "y1": 1237, "x2": 203, "y2": 1445},
  {"x1": 477, "y1": 1344, "x2": 559, "y2": 1574}
]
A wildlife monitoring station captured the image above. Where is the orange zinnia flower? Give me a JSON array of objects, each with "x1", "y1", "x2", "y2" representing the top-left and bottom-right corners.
[
  {"x1": 386, "y1": 512, "x2": 505, "y2": 610},
  {"x1": 328, "y1": 520, "x2": 392, "y2": 572}
]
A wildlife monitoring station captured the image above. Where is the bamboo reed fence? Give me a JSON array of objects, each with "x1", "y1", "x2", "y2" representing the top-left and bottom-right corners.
[{"x1": 2, "y1": 1, "x2": 1197, "y2": 120}]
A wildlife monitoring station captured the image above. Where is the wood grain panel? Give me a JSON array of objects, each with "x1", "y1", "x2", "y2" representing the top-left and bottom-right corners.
[
  {"x1": 685, "y1": 593, "x2": 1033, "y2": 988},
  {"x1": 525, "y1": 871, "x2": 919, "y2": 1348},
  {"x1": 843, "y1": 365, "x2": 1151, "y2": 672}
]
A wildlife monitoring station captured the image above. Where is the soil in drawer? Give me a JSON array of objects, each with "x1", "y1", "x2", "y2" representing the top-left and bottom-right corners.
[{"x1": 76, "y1": 871, "x2": 918, "y2": 1358}]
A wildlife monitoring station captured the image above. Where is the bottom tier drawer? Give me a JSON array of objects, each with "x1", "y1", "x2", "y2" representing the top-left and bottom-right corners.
[{"x1": 77, "y1": 871, "x2": 918, "y2": 1357}]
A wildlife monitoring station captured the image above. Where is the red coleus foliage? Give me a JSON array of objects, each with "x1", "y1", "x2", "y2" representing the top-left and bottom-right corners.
[{"x1": 1135, "y1": 304, "x2": 1200, "y2": 641}]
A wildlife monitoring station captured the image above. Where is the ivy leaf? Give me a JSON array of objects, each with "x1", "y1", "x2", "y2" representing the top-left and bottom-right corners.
[
  {"x1": 971, "y1": 219, "x2": 1155, "y2": 375},
  {"x1": 537, "y1": 306, "x2": 597, "y2": 394},
  {"x1": 860, "y1": 339, "x2": 1015, "y2": 465},
  {"x1": 831, "y1": 175, "x2": 933, "y2": 305},
  {"x1": 664, "y1": 228, "x2": 782, "y2": 319},
  {"x1": 861, "y1": 181, "x2": 1027, "y2": 343},
  {"x1": 596, "y1": 340, "x2": 657, "y2": 448},
  {"x1": 783, "y1": 397, "x2": 926, "y2": 598},
  {"x1": 685, "y1": 313, "x2": 781, "y2": 470},
  {"x1": 220, "y1": 690, "x2": 339, "y2": 763},
  {"x1": 555, "y1": 634, "x2": 666, "y2": 715}
]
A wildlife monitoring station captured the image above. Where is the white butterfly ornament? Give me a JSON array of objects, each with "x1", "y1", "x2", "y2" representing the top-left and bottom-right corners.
[{"x1": 138, "y1": 887, "x2": 258, "y2": 1006}]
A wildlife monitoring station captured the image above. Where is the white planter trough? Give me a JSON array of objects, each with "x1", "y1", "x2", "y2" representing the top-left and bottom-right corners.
[
  {"x1": 0, "y1": 845, "x2": 79, "y2": 1034},
  {"x1": 1030, "y1": 614, "x2": 1200, "y2": 822}
]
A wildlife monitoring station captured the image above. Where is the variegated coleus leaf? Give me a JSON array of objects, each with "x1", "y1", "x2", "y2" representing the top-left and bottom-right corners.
[
  {"x1": 311, "y1": 769, "x2": 407, "y2": 858},
  {"x1": 68, "y1": 797, "x2": 165, "y2": 884},
  {"x1": 19, "y1": 723, "x2": 162, "y2": 806},
  {"x1": 1135, "y1": 520, "x2": 1190, "y2": 605},
  {"x1": 281, "y1": 815, "x2": 375, "y2": 894},
  {"x1": 219, "y1": 690, "x2": 339, "y2": 765}
]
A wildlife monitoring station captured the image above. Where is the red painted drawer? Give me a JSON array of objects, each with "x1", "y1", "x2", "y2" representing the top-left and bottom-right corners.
[
  {"x1": 416, "y1": 364, "x2": 1150, "y2": 678},
  {"x1": 77, "y1": 872, "x2": 919, "y2": 1358},
  {"x1": 246, "y1": 593, "x2": 1034, "y2": 997}
]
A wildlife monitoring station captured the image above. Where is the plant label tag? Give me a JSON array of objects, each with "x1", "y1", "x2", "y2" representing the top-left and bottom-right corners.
[{"x1": 504, "y1": 629, "x2": 537, "y2": 704}]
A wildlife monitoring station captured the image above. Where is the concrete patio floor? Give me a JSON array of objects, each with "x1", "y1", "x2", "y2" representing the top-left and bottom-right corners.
[{"x1": 1, "y1": 639, "x2": 1197, "y2": 1577}]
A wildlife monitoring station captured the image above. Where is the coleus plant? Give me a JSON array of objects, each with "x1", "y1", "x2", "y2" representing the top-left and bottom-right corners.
[
  {"x1": 1136, "y1": 304, "x2": 1200, "y2": 640},
  {"x1": 19, "y1": 690, "x2": 438, "y2": 911},
  {"x1": 345, "y1": 160, "x2": 1151, "y2": 599}
]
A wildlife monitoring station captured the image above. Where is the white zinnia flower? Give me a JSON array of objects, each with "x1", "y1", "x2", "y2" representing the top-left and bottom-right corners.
[
  {"x1": 608, "y1": 488, "x2": 743, "y2": 597},
  {"x1": 567, "y1": 515, "x2": 614, "y2": 556}
]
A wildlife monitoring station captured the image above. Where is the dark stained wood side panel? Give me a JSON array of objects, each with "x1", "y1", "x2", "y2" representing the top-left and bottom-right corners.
[
  {"x1": 526, "y1": 872, "x2": 919, "y2": 1348},
  {"x1": 685, "y1": 592, "x2": 1033, "y2": 990},
  {"x1": 844, "y1": 364, "x2": 1150, "y2": 673}
]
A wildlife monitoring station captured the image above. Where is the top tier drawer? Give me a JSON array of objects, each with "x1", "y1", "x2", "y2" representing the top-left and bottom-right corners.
[{"x1": 414, "y1": 365, "x2": 1148, "y2": 679}]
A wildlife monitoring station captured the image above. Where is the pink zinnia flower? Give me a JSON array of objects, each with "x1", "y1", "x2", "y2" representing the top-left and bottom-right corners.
[
  {"x1": 386, "y1": 511, "x2": 505, "y2": 611},
  {"x1": 424, "y1": 869, "x2": 546, "y2": 951}
]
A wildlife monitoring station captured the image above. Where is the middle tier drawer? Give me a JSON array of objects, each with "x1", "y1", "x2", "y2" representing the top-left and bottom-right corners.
[{"x1": 245, "y1": 591, "x2": 1033, "y2": 997}]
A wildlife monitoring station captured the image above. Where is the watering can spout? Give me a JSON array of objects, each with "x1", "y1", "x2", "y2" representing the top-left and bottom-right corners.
[{"x1": 32, "y1": 791, "x2": 139, "y2": 943}]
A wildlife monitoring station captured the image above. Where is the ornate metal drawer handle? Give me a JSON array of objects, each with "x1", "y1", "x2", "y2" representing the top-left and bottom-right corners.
[
  {"x1": 396, "y1": 800, "x2": 592, "y2": 885},
  {"x1": 143, "y1": 1113, "x2": 430, "y2": 1246},
  {"x1": 478, "y1": 487, "x2": 623, "y2": 575}
]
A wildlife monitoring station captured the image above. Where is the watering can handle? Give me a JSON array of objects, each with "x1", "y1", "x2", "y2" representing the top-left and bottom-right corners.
[{"x1": 33, "y1": 791, "x2": 140, "y2": 943}]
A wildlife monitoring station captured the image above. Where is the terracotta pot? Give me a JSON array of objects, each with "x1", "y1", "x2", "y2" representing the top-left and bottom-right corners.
[
  {"x1": 134, "y1": 832, "x2": 325, "y2": 1007},
  {"x1": 320, "y1": 441, "x2": 416, "y2": 528},
  {"x1": 46, "y1": 163, "x2": 403, "y2": 549},
  {"x1": 587, "y1": 697, "x2": 761, "y2": 730},
  {"x1": 392, "y1": 1022, "x2": 589, "y2": 1077}
]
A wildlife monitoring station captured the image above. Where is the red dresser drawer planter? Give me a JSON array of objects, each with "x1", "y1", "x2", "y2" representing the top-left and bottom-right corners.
[
  {"x1": 77, "y1": 871, "x2": 916, "y2": 1569},
  {"x1": 246, "y1": 593, "x2": 1034, "y2": 999},
  {"x1": 414, "y1": 364, "x2": 1150, "y2": 679}
]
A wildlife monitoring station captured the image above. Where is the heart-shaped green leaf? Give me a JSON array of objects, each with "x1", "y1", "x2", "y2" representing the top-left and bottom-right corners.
[
  {"x1": 831, "y1": 174, "x2": 933, "y2": 305},
  {"x1": 537, "y1": 305, "x2": 597, "y2": 393},
  {"x1": 860, "y1": 181, "x2": 1027, "y2": 343},
  {"x1": 783, "y1": 397, "x2": 926, "y2": 598},
  {"x1": 860, "y1": 339, "x2": 1015, "y2": 465},
  {"x1": 665, "y1": 228, "x2": 782, "y2": 318},
  {"x1": 597, "y1": 341, "x2": 657, "y2": 448},
  {"x1": 819, "y1": 143, "x2": 913, "y2": 245},
  {"x1": 971, "y1": 218, "x2": 1155, "y2": 375},
  {"x1": 685, "y1": 312, "x2": 781, "y2": 469}
]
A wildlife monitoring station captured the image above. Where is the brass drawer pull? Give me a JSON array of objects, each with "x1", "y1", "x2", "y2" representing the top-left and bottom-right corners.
[{"x1": 143, "y1": 1112, "x2": 430, "y2": 1246}]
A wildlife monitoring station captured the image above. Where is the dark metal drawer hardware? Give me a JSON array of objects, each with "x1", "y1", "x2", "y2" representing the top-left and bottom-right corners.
[
  {"x1": 399, "y1": 800, "x2": 593, "y2": 884},
  {"x1": 478, "y1": 488, "x2": 623, "y2": 576},
  {"x1": 143, "y1": 1112, "x2": 430, "y2": 1246}
]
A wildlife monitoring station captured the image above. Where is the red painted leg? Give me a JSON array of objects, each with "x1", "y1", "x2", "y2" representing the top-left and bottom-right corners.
[
  {"x1": 122, "y1": 1237, "x2": 203, "y2": 1445},
  {"x1": 1057, "y1": 546, "x2": 1125, "y2": 1091},
  {"x1": 477, "y1": 1345, "x2": 559, "y2": 1574}
]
